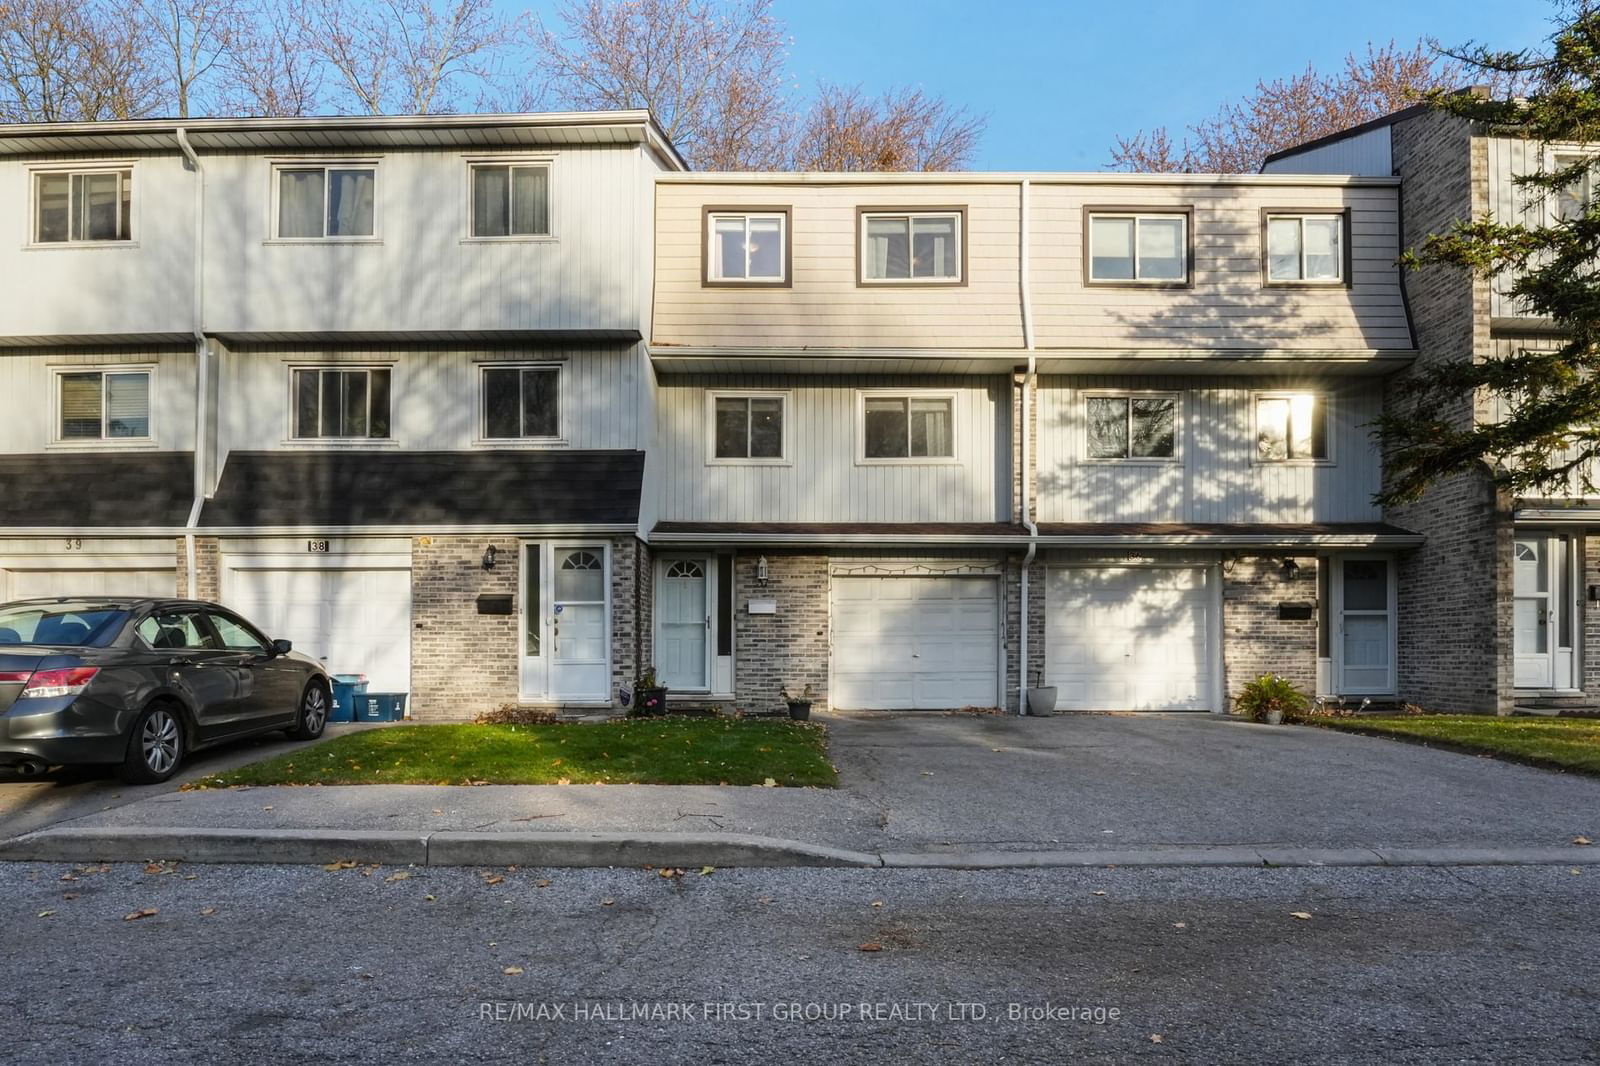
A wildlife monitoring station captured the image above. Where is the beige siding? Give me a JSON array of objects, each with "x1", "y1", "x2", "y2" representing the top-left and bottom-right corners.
[
  {"x1": 1036, "y1": 375, "x2": 1383, "y2": 523},
  {"x1": 1490, "y1": 331, "x2": 1600, "y2": 498},
  {"x1": 653, "y1": 375, "x2": 1008, "y2": 523},
  {"x1": 1485, "y1": 135, "x2": 1571, "y2": 320},
  {"x1": 0, "y1": 349, "x2": 194, "y2": 453},
  {"x1": 653, "y1": 183, "x2": 1024, "y2": 349}
]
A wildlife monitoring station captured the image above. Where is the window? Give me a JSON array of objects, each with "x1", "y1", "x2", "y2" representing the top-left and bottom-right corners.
[
  {"x1": 208, "y1": 613, "x2": 267, "y2": 653},
  {"x1": 275, "y1": 165, "x2": 376, "y2": 239},
  {"x1": 292, "y1": 367, "x2": 391, "y2": 440},
  {"x1": 482, "y1": 365, "x2": 560, "y2": 440},
  {"x1": 1555, "y1": 154, "x2": 1590, "y2": 222},
  {"x1": 1265, "y1": 213, "x2": 1344, "y2": 283},
  {"x1": 1087, "y1": 212, "x2": 1188, "y2": 283},
  {"x1": 470, "y1": 163, "x2": 550, "y2": 237},
  {"x1": 861, "y1": 394, "x2": 954, "y2": 460},
  {"x1": 0, "y1": 603, "x2": 127, "y2": 646},
  {"x1": 1085, "y1": 395, "x2": 1178, "y2": 460},
  {"x1": 135, "y1": 610, "x2": 218, "y2": 651},
  {"x1": 707, "y1": 211, "x2": 787, "y2": 282},
  {"x1": 1256, "y1": 393, "x2": 1328, "y2": 461},
  {"x1": 711, "y1": 393, "x2": 785, "y2": 461},
  {"x1": 860, "y1": 210, "x2": 962, "y2": 282},
  {"x1": 56, "y1": 369, "x2": 151, "y2": 442},
  {"x1": 34, "y1": 169, "x2": 132, "y2": 244}
]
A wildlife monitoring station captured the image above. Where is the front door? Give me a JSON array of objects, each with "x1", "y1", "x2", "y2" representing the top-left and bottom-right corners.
[
  {"x1": 518, "y1": 543, "x2": 611, "y2": 702},
  {"x1": 1514, "y1": 533, "x2": 1575, "y2": 690},
  {"x1": 1334, "y1": 556, "x2": 1395, "y2": 695},
  {"x1": 658, "y1": 558, "x2": 709, "y2": 690}
]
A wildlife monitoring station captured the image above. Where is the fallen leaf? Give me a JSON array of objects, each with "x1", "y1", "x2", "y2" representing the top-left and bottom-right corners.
[
  {"x1": 323, "y1": 860, "x2": 356, "y2": 872},
  {"x1": 535, "y1": 879, "x2": 552, "y2": 888},
  {"x1": 483, "y1": 874, "x2": 505, "y2": 886},
  {"x1": 1173, "y1": 922, "x2": 1187, "y2": 929},
  {"x1": 871, "y1": 900, "x2": 884, "y2": 908},
  {"x1": 62, "y1": 893, "x2": 78, "y2": 900},
  {"x1": 200, "y1": 907, "x2": 216, "y2": 917},
  {"x1": 991, "y1": 748, "x2": 1003, "y2": 753},
  {"x1": 425, "y1": 894, "x2": 436, "y2": 902},
  {"x1": 37, "y1": 910, "x2": 54, "y2": 918},
  {"x1": 1290, "y1": 912, "x2": 1313, "y2": 920},
  {"x1": 262, "y1": 806, "x2": 274, "y2": 812},
  {"x1": 181, "y1": 874, "x2": 197, "y2": 881},
  {"x1": 384, "y1": 871, "x2": 412, "y2": 883},
  {"x1": 1151, "y1": 1035, "x2": 1164, "y2": 1044},
  {"x1": 1092, "y1": 891, "x2": 1107, "y2": 897},
  {"x1": 920, "y1": 771, "x2": 934, "y2": 777},
  {"x1": 858, "y1": 942, "x2": 883, "y2": 953},
  {"x1": 658, "y1": 868, "x2": 678, "y2": 879},
  {"x1": 699, "y1": 866, "x2": 715, "y2": 876},
  {"x1": 143, "y1": 863, "x2": 169, "y2": 875},
  {"x1": 432, "y1": 808, "x2": 443, "y2": 815},
  {"x1": 1574, "y1": 836, "x2": 1592, "y2": 846},
  {"x1": 1572, "y1": 868, "x2": 1583, "y2": 875},
  {"x1": 601, "y1": 898, "x2": 615, "y2": 906},
  {"x1": 123, "y1": 908, "x2": 158, "y2": 922},
  {"x1": 59, "y1": 874, "x2": 77, "y2": 882},
  {"x1": 503, "y1": 966, "x2": 524, "y2": 976},
  {"x1": 556, "y1": 777, "x2": 571, "y2": 786}
]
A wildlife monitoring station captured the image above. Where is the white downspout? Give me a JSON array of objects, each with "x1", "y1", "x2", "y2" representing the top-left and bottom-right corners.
[
  {"x1": 1018, "y1": 179, "x2": 1039, "y2": 714},
  {"x1": 177, "y1": 128, "x2": 206, "y2": 598}
]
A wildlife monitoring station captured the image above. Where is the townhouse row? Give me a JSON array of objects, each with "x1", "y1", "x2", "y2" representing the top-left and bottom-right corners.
[{"x1": 0, "y1": 107, "x2": 1587, "y2": 717}]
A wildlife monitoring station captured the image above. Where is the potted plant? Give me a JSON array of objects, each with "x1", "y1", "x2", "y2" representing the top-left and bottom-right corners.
[
  {"x1": 781, "y1": 684, "x2": 815, "y2": 721},
  {"x1": 1233, "y1": 673, "x2": 1309, "y2": 725},
  {"x1": 629, "y1": 666, "x2": 669, "y2": 717}
]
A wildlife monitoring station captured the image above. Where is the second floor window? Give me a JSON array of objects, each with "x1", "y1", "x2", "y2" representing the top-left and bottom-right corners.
[
  {"x1": 35, "y1": 170, "x2": 132, "y2": 244},
  {"x1": 861, "y1": 211, "x2": 962, "y2": 282},
  {"x1": 713, "y1": 394, "x2": 785, "y2": 460},
  {"x1": 861, "y1": 394, "x2": 954, "y2": 460},
  {"x1": 1088, "y1": 213, "x2": 1187, "y2": 283},
  {"x1": 1266, "y1": 214, "x2": 1343, "y2": 283},
  {"x1": 293, "y1": 367, "x2": 390, "y2": 439},
  {"x1": 1555, "y1": 153, "x2": 1591, "y2": 222},
  {"x1": 277, "y1": 166, "x2": 376, "y2": 239},
  {"x1": 57, "y1": 369, "x2": 150, "y2": 441},
  {"x1": 482, "y1": 365, "x2": 560, "y2": 440},
  {"x1": 471, "y1": 163, "x2": 550, "y2": 237},
  {"x1": 1086, "y1": 395, "x2": 1177, "y2": 460},
  {"x1": 708, "y1": 211, "x2": 787, "y2": 282},
  {"x1": 1256, "y1": 393, "x2": 1328, "y2": 461}
]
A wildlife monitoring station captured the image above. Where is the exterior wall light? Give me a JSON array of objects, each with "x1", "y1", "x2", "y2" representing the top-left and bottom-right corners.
[
  {"x1": 1281, "y1": 557, "x2": 1301, "y2": 580},
  {"x1": 756, "y1": 555, "x2": 770, "y2": 586},
  {"x1": 482, "y1": 544, "x2": 498, "y2": 571}
]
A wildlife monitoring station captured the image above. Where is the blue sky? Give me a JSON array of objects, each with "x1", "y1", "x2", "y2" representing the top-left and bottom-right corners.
[{"x1": 520, "y1": 0, "x2": 1560, "y2": 169}]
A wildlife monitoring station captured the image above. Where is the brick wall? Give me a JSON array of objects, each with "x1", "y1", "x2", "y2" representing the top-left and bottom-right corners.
[
  {"x1": 1003, "y1": 551, "x2": 1044, "y2": 713},
  {"x1": 174, "y1": 537, "x2": 220, "y2": 601},
  {"x1": 610, "y1": 536, "x2": 643, "y2": 702},
  {"x1": 1585, "y1": 535, "x2": 1600, "y2": 696},
  {"x1": 732, "y1": 551, "x2": 829, "y2": 714},
  {"x1": 1221, "y1": 555, "x2": 1318, "y2": 705}
]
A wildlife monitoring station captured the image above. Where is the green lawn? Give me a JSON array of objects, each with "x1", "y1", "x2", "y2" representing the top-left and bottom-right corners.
[
  {"x1": 1313, "y1": 714, "x2": 1600, "y2": 776},
  {"x1": 194, "y1": 719, "x2": 837, "y2": 788}
]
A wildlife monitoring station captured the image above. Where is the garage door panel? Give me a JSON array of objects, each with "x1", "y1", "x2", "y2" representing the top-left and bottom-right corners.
[
  {"x1": 8, "y1": 568, "x2": 177, "y2": 600},
  {"x1": 228, "y1": 565, "x2": 411, "y2": 692},
  {"x1": 830, "y1": 574, "x2": 999, "y2": 710}
]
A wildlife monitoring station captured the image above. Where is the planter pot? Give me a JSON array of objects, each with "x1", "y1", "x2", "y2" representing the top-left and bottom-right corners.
[
  {"x1": 1026, "y1": 687, "x2": 1058, "y2": 716},
  {"x1": 787, "y1": 700, "x2": 813, "y2": 721},
  {"x1": 1265, "y1": 706, "x2": 1285, "y2": 726},
  {"x1": 635, "y1": 686, "x2": 669, "y2": 717}
]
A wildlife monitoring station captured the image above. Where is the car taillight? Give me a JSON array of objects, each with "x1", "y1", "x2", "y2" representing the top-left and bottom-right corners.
[
  {"x1": 19, "y1": 667, "x2": 100, "y2": 699},
  {"x1": 0, "y1": 670, "x2": 31, "y2": 684}
]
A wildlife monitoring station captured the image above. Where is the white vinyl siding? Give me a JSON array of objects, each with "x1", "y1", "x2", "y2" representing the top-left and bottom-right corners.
[
  {"x1": 274, "y1": 164, "x2": 377, "y2": 240},
  {"x1": 33, "y1": 168, "x2": 133, "y2": 244},
  {"x1": 708, "y1": 212, "x2": 786, "y2": 282},
  {"x1": 54, "y1": 367, "x2": 153, "y2": 443}
]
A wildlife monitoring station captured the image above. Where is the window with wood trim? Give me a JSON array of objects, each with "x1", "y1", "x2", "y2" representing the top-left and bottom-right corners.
[
  {"x1": 707, "y1": 212, "x2": 786, "y2": 282},
  {"x1": 1087, "y1": 213, "x2": 1187, "y2": 282},
  {"x1": 1265, "y1": 214, "x2": 1343, "y2": 283},
  {"x1": 861, "y1": 212, "x2": 961, "y2": 281}
]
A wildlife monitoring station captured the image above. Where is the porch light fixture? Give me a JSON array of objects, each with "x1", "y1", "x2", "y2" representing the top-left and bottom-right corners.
[
  {"x1": 756, "y1": 555, "x2": 770, "y2": 587},
  {"x1": 1280, "y1": 557, "x2": 1301, "y2": 581},
  {"x1": 481, "y1": 544, "x2": 498, "y2": 571}
]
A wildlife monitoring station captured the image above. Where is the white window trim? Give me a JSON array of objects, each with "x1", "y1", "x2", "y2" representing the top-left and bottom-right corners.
[
  {"x1": 1265, "y1": 213, "x2": 1344, "y2": 285},
  {"x1": 1550, "y1": 149, "x2": 1591, "y2": 225},
  {"x1": 859, "y1": 211, "x2": 964, "y2": 284},
  {"x1": 706, "y1": 211, "x2": 788, "y2": 283},
  {"x1": 26, "y1": 162, "x2": 139, "y2": 250},
  {"x1": 1080, "y1": 390, "x2": 1183, "y2": 465},
  {"x1": 854, "y1": 388, "x2": 960, "y2": 466},
  {"x1": 475, "y1": 362, "x2": 568, "y2": 447},
  {"x1": 266, "y1": 158, "x2": 383, "y2": 244},
  {"x1": 462, "y1": 154, "x2": 557, "y2": 243},
  {"x1": 1251, "y1": 390, "x2": 1335, "y2": 466},
  {"x1": 285, "y1": 364, "x2": 397, "y2": 446},
  {"x1": 48, "y1": 364, "x2": 157, "y2": 448},
  {"x1": 705, "y1": 389, "x2": 791, "y2": 466},
  {"x1": 1086, "y1": 212, "x2": 1189, "y2": 284}
]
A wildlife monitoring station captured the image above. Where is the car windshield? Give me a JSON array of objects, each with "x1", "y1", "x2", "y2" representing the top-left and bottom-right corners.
[{"x1": 0, "y1": 602, "x2": 128, "y2": 647}]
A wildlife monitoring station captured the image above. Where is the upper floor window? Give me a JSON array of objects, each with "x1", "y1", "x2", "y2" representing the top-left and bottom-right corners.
[
  {"x1": 1265, "y1": 213, "x2": 1344, "y2": 284},
  {"x1": 1087, "y1": 211, "x2": 1188, "y2": 283},
  {"x1": 707, "y1": 210, "x2": 787, "y2": 283},
  {"x1": 292, "y1": 367, "x2": 390, "y2": 440},
  {"x1": 860, "y1": 210, "x2": 962, "y2": 283},
  {"x1": 860, "y1": 393, "x2": 955, "y2": 461},
  {"x1": 1555, "y1": 153, "x2": 1591, "y2": 222},
  {"x1": 1085, "y1": 394, "x2": 1177, "y2": 460},
  {"x1": 711, "y1": 392, "x2": 786, "y2": 462},
  {"x1": 1255, "y1": 393, "x2": 1328, "y2": 462},
  {"x1": 56, "y1": 368, "x2": 151, "y2": 442},
  {"x1": 482, "y1": 364, "x2": 560, "y2": 440},
  {"x1": 470, "y1": 162, "x2": 550, "y2": 238},
  {"x1": 275, "y1": 164, "x2": 376, "y2": 240},
  {"x1": 34, "y1": 169, "x2": 132, "y2": 244}
]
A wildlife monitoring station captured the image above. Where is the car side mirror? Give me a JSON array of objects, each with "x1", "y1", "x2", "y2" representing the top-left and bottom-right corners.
[{"x1": 270, "y1": 638, "x2": 293, "y2": 657}]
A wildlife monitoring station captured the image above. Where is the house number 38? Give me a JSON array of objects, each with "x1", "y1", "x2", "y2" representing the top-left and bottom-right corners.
[{"x1": 306, "y1": 540, "x2": 330, "y2": 553}]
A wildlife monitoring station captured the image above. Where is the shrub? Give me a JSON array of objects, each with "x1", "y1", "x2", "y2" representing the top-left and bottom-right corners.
[
  {"x1": 475, "y1": 704, "x2": 557, "y2": 725},
  {"x1": 1234, "y1": 674, "x2": 1310, "y2": 722}
]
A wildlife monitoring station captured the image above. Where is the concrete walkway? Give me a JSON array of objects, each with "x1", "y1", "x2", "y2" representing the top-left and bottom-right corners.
[{"x1": 3, "y1": 712, "x2": 1598, "y2": 868}]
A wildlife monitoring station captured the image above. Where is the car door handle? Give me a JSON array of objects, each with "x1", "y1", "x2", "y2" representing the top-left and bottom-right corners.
[{"x1": 170, "y1": 657, "x2": 196, "y2": 667}]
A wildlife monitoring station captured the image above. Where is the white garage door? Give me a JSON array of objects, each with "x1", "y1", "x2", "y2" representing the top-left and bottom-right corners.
[
  {"x1": 5, "y1": 567, "x2": 177, "y2": 600},
  {"x1": 227, "y1": 567, "x2": 411, "y2": 692},
  {"x1": 831, "y1": 575, "x2": 999, "y2": 710},
  {"x1": 1046, "y1": 567, "x2": 1213, "y2": 711}
]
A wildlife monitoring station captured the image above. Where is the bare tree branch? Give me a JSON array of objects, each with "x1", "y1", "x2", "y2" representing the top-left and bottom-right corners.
[
  {"x1": 218, "y1": 0, "x2": 324, "y2": 116},
  {"x1": 0, "y1": 0, "x2": 161, "y2": 121},
  {"x1": 791, "y1": 83, "x2": 986, "y2": 171}
]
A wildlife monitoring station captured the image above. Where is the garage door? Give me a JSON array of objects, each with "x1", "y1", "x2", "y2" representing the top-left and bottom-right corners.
[
  {"x1": 5, "y1": 567, "x2": 177, "y2": 600},
  {"x1": 831, "y1": 575, "x2": 999, "y2": 710},
  {"x1": 1046, "y1": 567, "x2": 1213, "y2": 711},
  {"x1": 227, "y1": 567, "x2": 411, "y2": 691}
]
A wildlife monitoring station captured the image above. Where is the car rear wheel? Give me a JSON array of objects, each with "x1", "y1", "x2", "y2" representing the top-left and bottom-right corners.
[
  {"x1": 289, "y1": 681, "x2": 329, "y2": 741},
  {"x1": 119, "y1": 704, "x2": 185, "y2": 785}
]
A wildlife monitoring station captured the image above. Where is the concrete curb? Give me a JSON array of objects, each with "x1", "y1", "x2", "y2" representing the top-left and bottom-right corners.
[{"x1": 2, "y1": 827, "x2": 1598, "y2": 870}]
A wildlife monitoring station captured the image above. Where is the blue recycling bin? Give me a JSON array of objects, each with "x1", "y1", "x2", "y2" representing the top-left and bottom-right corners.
[
  {"x1": 358, "y1": 693, "x2": 409, "y2": 722},
  {"x1": 329, "y1": 674, "x2": 368, "y2": 724}
]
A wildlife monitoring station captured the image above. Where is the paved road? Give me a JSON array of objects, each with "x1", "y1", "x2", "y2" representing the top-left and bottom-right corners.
[{"x1": 3, "y1": 861, "x2": 1596, "y2": 1064}]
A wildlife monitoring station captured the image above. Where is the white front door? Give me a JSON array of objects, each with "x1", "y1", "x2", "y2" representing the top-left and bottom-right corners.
[
  {"x1": 658, "y1": 557, "x2": 709, "y2": 690},
  {"x1": 1333, "y1": 556, "x2": 1395, "y2": 695},
  {"x1": 1513, "y1": 533, "x2": 1576, "y2": 690},
  {"x1": 519, "y1": 543, "x2": 611, "y2": 702}
]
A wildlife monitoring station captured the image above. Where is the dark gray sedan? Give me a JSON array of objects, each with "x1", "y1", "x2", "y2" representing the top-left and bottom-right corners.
[{"x1": 0, "y1": 598, "x2": 331, "y2": 784}]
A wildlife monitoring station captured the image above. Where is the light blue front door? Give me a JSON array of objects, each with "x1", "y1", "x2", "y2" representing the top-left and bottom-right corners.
[{"x1": 658, "y1": 559, "x2": 708, "y2": 690}]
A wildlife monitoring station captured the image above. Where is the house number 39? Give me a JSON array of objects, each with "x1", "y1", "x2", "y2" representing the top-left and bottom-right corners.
[{"x1": 63, "y1": 538, "x2": 83, "y2": 551}]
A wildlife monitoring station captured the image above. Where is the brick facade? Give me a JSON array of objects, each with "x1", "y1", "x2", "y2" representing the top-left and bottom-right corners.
[
  {"x1": 174, "y1": 536, "x2": 221, "y2": 601},
  {"x1": 1220, "y1": 554, "x2": 1318, "y2": 706},
  {"x1": 731, "y1": 551, "x2": 830, "y2": 714}
]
